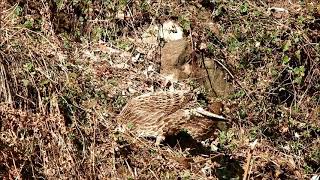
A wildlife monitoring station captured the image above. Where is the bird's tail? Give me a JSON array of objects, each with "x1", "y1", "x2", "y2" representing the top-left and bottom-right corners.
[{"x1": 195, "y1": 107, "x2": 226, "y2": 120}]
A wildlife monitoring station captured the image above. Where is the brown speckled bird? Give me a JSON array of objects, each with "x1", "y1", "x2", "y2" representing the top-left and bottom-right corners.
[{"x1": 116, "y1": 90, "x2": 225, "y2": 145}]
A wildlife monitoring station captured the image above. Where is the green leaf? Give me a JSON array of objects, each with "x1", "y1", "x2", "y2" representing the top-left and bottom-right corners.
[
  {"x1": 127, "y1": 122, "x2": 134, "y2": 129},
  {"x1": 22, "y1": 79, "x2": 30, "y2": 86},
  {"x1": 295, "y1": 50, "x2": 301, "y2": 60},
  {"x1": 297, "y1": 16, "x2": 305, "y2": 25},
  {"x1": 24, "y1": 19, "x2": 34, "y2": 29},
  {"x1": 283, "y1": 40, "x2": 291, "y2": 52},
  {"x1": 23, "y1": 62, "x2": 34, "y2": 72},
  {"x1": 56, "y1": 0, "x2": 64, "y2": 10},
  {"x1": 293, "y1": 66, "x2": 305, "y2": 84},
  {"x1": 239, "y1": 109, "x2": 247, "y2": 119},
  {"x1": 240, "y1": 3, "x2": 248, "y2": 13},
  {"x1": 231, "y1": 89, "x2": 246, "y2": 99},
  {"x1": 293, "y1": 66, "x2": 305, "y2": 76},
  {"x1": 40, "y1": 79, "x2": 50, "y2": 86},
  {"x1": 180, "y1": 18, "x2": 191, "y2": 31},
  {"x1": 15, "y1": 6, "x2": 23, "y2": 16},
  {"x1": 282, "y1": 55, "x2": 290, "y2": 64},
  {"x1": 207, "y1": 43, "x2": 215, "y2": 53},
  {"x1": 215, "y1": 5, "x2": 224, "y2": 16}
]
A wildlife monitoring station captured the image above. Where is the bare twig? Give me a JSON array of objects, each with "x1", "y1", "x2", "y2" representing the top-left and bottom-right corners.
[
  {"x1": 243, "y1": 139, "x2": 258, "y2": 180},
  {"x1": 125, "y1": 159, "x2": 135, "y2": 178},
  {"x1": 213, "y1": 59, "x2": 234, "y2": 79},
  {"x1": 149, "y1": 168, "x2": 160, "y2": 180}
]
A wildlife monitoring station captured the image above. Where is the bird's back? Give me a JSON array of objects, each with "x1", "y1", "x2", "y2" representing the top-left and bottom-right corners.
[{"x1": 116, "y1": 90, "x2": 195, "y2": 137}]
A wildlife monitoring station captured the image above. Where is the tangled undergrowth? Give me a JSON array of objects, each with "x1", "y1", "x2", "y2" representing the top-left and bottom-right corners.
[{"x1": 0, "y1": 0, "x2": 319, "y2": 179}]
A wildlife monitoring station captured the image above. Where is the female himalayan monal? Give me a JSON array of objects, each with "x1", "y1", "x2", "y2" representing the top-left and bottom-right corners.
[{"x1": 116, "y1": 90, "x2": 226, "y2": 145}]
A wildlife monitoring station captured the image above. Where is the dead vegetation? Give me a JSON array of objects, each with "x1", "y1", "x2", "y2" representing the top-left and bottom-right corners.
[{"x1": 0, "y1": 0, "x2": 319, "y2": 179}]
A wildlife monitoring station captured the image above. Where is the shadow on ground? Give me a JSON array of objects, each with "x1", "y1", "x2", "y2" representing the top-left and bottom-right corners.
[{"x1": 164, "y1": 132, "x2": 244, "y2": 179}]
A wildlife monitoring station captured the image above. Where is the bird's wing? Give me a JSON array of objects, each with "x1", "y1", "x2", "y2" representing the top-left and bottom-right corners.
[
  {"x1": 181, "y1": 117, "x2": 218, "y2": 140},
  {"x1": 133, "y1": 90, "x2": 194, "y2": 115},
  {"x1": 117, "y1": 90, "x2": 194, "y2": 124}
]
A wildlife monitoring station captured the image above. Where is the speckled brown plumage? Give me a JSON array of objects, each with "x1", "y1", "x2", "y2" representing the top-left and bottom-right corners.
[{"x1": 116, "y1": 90, "x2": 225, "y2": 144}]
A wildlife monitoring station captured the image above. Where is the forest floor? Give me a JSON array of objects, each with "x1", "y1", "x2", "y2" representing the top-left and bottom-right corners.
[{"x1": 0, "y1": 0, "x2": 319, "y2": 179}]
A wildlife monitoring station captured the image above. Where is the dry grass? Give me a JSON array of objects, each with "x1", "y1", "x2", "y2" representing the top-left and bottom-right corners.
[{"x1": 0, "y1": 0, "x2": 319, "y2": 179}]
